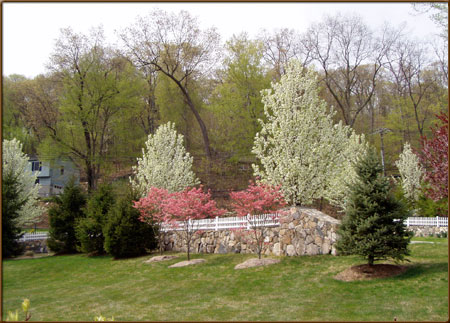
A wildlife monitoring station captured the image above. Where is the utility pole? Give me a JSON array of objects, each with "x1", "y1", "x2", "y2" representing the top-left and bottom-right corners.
[{"x1": 372, "y1": 128, "x2": 392, "y2": 176}]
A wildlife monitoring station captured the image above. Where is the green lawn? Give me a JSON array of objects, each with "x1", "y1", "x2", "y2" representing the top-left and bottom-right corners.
[{"x1": 2, "y1": 237, "x2": 448, "y2": 321}]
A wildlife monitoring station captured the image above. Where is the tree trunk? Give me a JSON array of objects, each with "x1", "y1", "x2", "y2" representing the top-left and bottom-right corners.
[
  {"x1": 187, "y1": 237, "x2": 191, "y2": 261},
  {"x1": 368, "y1": 255, "x2": 374, "y2": 266},
  {"x1": 166, "y1": 73, "x2": 212, "y2": 159},
  {"x1": 85, "y1": 158, "x2": 95, "y2": 193}
]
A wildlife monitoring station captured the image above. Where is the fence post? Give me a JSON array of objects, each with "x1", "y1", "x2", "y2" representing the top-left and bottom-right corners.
[
  {"x1": 215, "y1": 216, "x2": 218, "y2": 231},
  {"x1": 247, "y1": 214, "x2": 250, "y2": 230},
  {"x1": 436, "y1": 216, "x2": 440, "y2": 227},
  {"x1": 406, "y1": 218, "x2": 409, "y2": 227}
]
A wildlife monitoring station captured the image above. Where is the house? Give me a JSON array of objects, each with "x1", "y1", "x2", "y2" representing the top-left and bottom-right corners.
[{"x1": 29, "y1": 156, "x2": 80, "y2": 197}]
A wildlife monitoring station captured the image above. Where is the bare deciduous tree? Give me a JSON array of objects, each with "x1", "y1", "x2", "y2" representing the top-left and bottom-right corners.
[
  {"x1": 303, "y1": 14, "x2": 396, "y2": 127},
  {"x1": 385, "y1": 36, "x2": 438, "y2": 137},
  {"x1": 119, "y1": 9, "x2": 221, "y2": 159},
  {"x1": 258, "y1": 28, "x2": 312, "y2": 80}
]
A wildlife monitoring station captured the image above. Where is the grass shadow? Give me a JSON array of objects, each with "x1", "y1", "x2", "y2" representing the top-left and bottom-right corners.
[{"x1": 396, "y1": 262, "x2": 448, "y2": 280}]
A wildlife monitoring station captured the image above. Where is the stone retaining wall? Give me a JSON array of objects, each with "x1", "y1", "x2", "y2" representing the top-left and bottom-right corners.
[
  {"x1": 163, "y1": 207, "x2": 341, "y2": 256},
  {"x1": 407, "y1": 225, "x2": 448, "y2": 237},
  {"x1": 19, "y1": 239, "x2": 49, "y2": 254}
]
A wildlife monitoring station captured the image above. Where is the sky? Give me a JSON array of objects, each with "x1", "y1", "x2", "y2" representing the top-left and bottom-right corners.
[{"x1": 2, "y1": 2, "x2": 442, "y2": 78}]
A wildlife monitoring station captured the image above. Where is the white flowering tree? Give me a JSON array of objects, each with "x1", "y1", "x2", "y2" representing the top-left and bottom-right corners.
[
  {"x1": 323, "y1": 126, "x2": 368, "y2": 210},
  {"x1": 252, "y1": 60, "x2": 367, "y2": 208},
  {"x1": 395, "y1": 142, "x2": 424, "y2": 202},
  {"x1": 130, "y1": 122, "x2": 200, "y2": 195},
  {"x1": 2, "y1": 138, "x2": 44, "y2": 226}
]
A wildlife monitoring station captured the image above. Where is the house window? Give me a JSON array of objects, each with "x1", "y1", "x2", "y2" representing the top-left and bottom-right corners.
[
  {"x1": 60, "y1": 166, "x2": 64, "y2": 176},
  {"x1": 31, "y1": 161, "x2": 42, "y2": 172}
]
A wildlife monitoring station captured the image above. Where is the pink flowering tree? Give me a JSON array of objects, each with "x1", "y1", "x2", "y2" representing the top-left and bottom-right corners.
[
  {"x1": 164, "y1": 186, "x2": 226, "y2": 260},
  {"x1": 230, "y1": 181, "x2": 287, "y2": 259},
  {"x1": 419, "y1": 112, "x2": 448, "y2": 202},
  {"x1": 133, "y1": 187, "x2": 171, "y2": 255}
]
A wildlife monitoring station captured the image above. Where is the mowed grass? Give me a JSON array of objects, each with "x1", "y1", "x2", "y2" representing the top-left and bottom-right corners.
[{"x1": 2, "y1": 237, "x2": 448, "y2": 321}]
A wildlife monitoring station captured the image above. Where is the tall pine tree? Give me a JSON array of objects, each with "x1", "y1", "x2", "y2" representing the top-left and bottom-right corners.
[
  {"x1": 2, "y1": 172, "x2": 26, "y2": 258},
  {"x1": 336, "y1": 148, "x2": 412, "y2": 266}
]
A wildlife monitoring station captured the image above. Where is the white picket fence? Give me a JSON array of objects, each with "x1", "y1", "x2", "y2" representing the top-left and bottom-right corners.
[
  {"x1": 161, "y1": 213, "x2": 280, "y2": 232},
  {"x1": 17, "y1": 216, "x2": 448, "y2": 241},
  {"x1": 404, "y1": 216, "x2": 448, "y2": 227},
  {"x1": 18, "y1": 232, "x2": 48, "y2": 242}
]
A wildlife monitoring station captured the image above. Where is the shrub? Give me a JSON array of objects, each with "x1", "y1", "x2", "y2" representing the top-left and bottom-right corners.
[
  {"x1": 104, "y1": 189, "x2": 156, "y2": 259},
  {"x1": 2, "y1": 171, "x2": 26, "y2": 258},
  {"x1": 6, "y1": 298, "x2": 31, "y2": 321},
  {"x1": 76, "y1": 184, "x2": 115, "y2": 255},
  {"x1": 336, "y1": 148, "x2": 412, "y2": 265},
  {"x1": 47, "y1": 181, "x2": 86, "y2": 254},
  {"x1": 415, "y1": 191, "x2": 448, "y2": 217}
]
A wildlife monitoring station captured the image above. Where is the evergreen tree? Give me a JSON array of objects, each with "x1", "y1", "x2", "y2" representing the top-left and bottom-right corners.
[
  {"x1": 2, "y1": 172, "x2": 26, "y2": 258},
  {"x1": 104, "y1": 188, "x2": 156, "y2": 259},
  {"x1": 75, "y1": 184, "x2": 115, "y2": 255},
  {"x1": 336, "y1": 148, "x2": 412, "y2": 266},
  {"x1": 47, "y1": 180, "x2": 86, "y2": 254}
]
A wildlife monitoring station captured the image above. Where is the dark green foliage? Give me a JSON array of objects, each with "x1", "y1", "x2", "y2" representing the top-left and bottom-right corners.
[
  {"x1": 75, "y1": 184, "x2": 115, "y2": 255},
  {"x1": 416, "y1": 192, "x2": 448, "y2": 217},
  {"x1": 2, "y1": 172, "x2": 25, "y2": 258},
  {"x1": 336, "y1": 148, "x2": 413, "y2": 265},
  {"x1": 103, "y1": 189, "x2": 156, "y2": 259},
  {"x1": 47, "y1": 181, "x2": 86, "y2": 254}
]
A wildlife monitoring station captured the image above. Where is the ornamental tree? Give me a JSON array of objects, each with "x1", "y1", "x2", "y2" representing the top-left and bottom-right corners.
[
  {"x1": 336, "y1": 148, "x2": 412, "y2": 266},
  {"x1": 419, "y1": 112, "x2": 448, "y2": 202},
  {"x1": 395, "y1": 142, "x2": 425, "y2": 203},
  {"x1": 230, "y1": 181, "x2": 286, "y2": 259},
  {"x1": 323, "y1": 125, "x2": 368, "y2": 210},
  {"x1": 133, "y1": 187, "x2": 171, "y2": 255},
  {"x1": 252, "y1": 60, "x2": 367, "y2": 208},
  {"x1": 130, "y1": 122, "x2": 199, "y2": 196},
  {"x1": 163, "y1": 187, "x2": 225, "y2": 260},
  {"x1": 2, "y1": 138, "x2": 44, "y2": 226}
]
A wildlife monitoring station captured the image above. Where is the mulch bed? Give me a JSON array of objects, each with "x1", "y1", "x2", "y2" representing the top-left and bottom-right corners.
[{"x1": 334, "y1": 264, "x2": 408, "y2": 282}]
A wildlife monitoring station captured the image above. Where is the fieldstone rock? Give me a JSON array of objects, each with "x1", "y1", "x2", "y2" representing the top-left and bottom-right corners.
[
  {"x1": 306, "y1": 244, "x2": 319, "y2": 255},
  {"x1": 281, "y1": 235, "x2": 291, "y2": 245},
  {"x1": 273, "y1": 243, "x2": 281, "y2": 256},
  {"x1": 217, "y1": 243, "x2": 227, "y2": 254},
  {"x1": 315, "y1": 236, "x2": 323, "y2": 246},
  {"x1": 144, "y1": 255, "x2": 178, "y2": 263},
  {"x1": 234, "y1": 258, "x2": 280, "y2": 270},
  {"x1": 286, "y1": 244, "x2": 296, "y2": 256},
  {"x1": 168, "y1": 259, "x2": 206, "y2": 268},
  {"x1": 295, "y1": 240, "x2": 305, "y2": 255}
]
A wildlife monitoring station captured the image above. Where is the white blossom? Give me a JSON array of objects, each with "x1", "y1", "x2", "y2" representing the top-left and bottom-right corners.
[
  {"x1": 130, "y1": 122, "x2": 200, "y2": 196},
  {"x1": 395, "y1": 142, "x2": 424, "y2": 202},
  {"x1": 323, "y1": 128, "x2": 368, "y2": 210},
  {"x1": 2, "y1": 138, "x2": 44, "y2": 226},
  {"x1": 252, "y1": 60, "x2": 367, "y2": 208}
]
